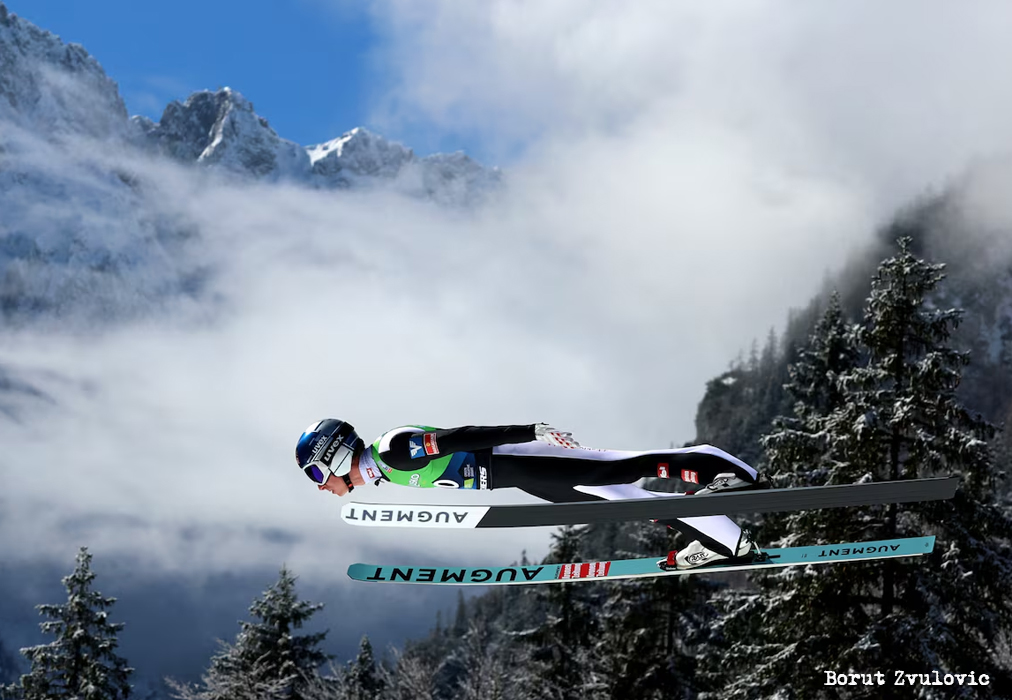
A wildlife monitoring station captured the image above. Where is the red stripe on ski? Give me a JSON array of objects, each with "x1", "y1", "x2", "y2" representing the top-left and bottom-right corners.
[{"x1": 556, "y1": 561, "x2": 612, "y2": 579}]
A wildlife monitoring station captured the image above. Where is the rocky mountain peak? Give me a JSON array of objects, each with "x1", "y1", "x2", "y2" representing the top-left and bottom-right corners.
[
  {"x1": 133, "y1": 87, "x2": 309, "y2": 179},
  {"x1": 307, "y1": 127, "x2": 415, "y2": 184}
]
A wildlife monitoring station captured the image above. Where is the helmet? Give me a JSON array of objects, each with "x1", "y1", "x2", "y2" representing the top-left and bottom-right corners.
[{"x1": 296, "y1": 419, "x2": 364, "y2": 485}]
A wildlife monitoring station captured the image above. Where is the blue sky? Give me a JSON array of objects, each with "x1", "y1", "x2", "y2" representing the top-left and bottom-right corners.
[{"x1": 13, "y1": 0, "x2": 483, "y2": 158}]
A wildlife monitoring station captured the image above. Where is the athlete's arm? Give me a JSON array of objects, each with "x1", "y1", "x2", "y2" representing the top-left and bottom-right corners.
[{"x1": 382, "y1": 425, "x2": 536, "y2": 470}]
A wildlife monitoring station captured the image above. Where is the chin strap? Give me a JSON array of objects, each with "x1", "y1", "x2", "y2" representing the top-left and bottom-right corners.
[{"x1": 341, "y1": 474, "x2": 355, "y2": 492}]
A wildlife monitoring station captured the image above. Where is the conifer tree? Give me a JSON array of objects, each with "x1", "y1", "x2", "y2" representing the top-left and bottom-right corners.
[
  {"x1": 237, "y1": 566, "x2": 328, "y2": 694},
  {"x1": 699, "y1": 292, "x2": 863, "y2": 698},
  {"x1": 168, "y1": 640, "x2": 292, "y2": 700},
  {"x1": 781, "y1": 292, "x2": 859, "y2": 426},
  {"x1": 824, "y1": 237, "x2": 1012, "y2": 689},
  {"x1": 452, "y1": 591, "x2": 468, "y2": 638},
  {"x1": 453, "y1": 620, "x2": 517, "y2": 700},
  {"x1": 696, "y1": 328, "x2": 792, "y2": 465},
  {"x1": 4, "y1": 547, "x2": 132, "y2": 700},
  {"x1": 761, "y1": 290, "x2": 864, "y2": 539},
  {"x1": 519, "y1": 526, "x2": 601, "y2": 700},
  {"x1": 342, "y1": 637, "x2": 385, "y2": 700},
  {"x1": 385, "y1": 647, "x2": 438, "y2": 700},
  {"x1": 595, "y1": 520, "x2": 713, "y2": 700},
  {"x1": 171, "y1": 566, "x2": 329, "y2": 700}
]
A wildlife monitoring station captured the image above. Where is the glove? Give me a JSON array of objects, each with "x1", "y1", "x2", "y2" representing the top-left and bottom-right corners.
[{"x1": 534, "y1": 423, "x2": 581, "y2": 448}]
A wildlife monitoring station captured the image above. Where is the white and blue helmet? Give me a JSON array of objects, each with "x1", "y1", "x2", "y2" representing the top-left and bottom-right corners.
[{"x1": 296, "y1": 419, "x2": 363, "y2": 485}]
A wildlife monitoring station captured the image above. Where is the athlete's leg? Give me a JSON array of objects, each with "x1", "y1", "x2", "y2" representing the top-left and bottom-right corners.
[
  {"x1": 571, "y1": 485, "x2": 746, "y2": 557},
  {"x1": 656, "y1": 516, "x2": 746, "y2": 557},
  {"x1": 491, "y1": 445, "x2": 755, "y2": 558},
  {"x1": 659, "y1": 445, "x2": 758, "y2": 488},
  {"x1": 491, "y1": 441, "x2": 758, "y2": 490}
]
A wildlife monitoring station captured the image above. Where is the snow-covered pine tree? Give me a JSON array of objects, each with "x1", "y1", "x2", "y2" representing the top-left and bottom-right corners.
[
  {"x1": 3, "y1": 547, "x2": 132, "y2": 700},
  {"x1": 452, "y1": 592, "x2": 468, "y2": 638},
  {"x1": 452, "y1": 619, "x2": 518, "y2": 700},
  {"x1": 168, "y1": 640, "x2": 294, "y2": 700},
  {"x1": 824, "y1": 237, "x2": 1012, "y2": 690},
  {"x1": 383, "y1": 647, "x2": 438, "y2": 700},
  {"x1": 779, "y1": 292, "x2": 859, "y2": 427},
  {"x1": 761, "y1": 290, "x2": 864, "y2": 540},
  {"x1": 239, "y1": 566, "x2": 329, "y2": 695},
  {"x1": 341, "y1": 636, "x2": 385, "y2": 700},
  {"x1": 698, "y1": 292, "x2": 865, "y2": 699},
  {"x1": 594, "y1": 520, "x2": 714, "y2": 700},
  {"x1": 170, "y1": 566, "x2": 329, "y2": 700},
  {"x1": 516, "y1": 526, "x2": 601, "y2": 700}
]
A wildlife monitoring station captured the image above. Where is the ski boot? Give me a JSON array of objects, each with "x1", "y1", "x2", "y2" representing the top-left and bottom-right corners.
[
  {"x1": 691, "y1": 471, "x2": 772, "y2": 496},
  {"x1": 659, "y1": 529, "x2": 768, "y2": 571}
]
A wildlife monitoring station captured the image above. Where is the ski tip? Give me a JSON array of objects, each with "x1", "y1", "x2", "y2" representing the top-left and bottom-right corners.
[
  {"x1": 341, "y1": 503, "x2": 490, "y2": 528},
  {"x1": 347, "y1": 563, "x2": 378, "y2": 581}
]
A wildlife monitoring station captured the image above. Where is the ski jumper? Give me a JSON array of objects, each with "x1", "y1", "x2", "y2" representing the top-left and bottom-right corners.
[
  {"x1": 360, "y1": 424, "x2": 757, "y2": 555},
  {"x1": 357, "y1": 424, "x2": 759, "y2": 557}
]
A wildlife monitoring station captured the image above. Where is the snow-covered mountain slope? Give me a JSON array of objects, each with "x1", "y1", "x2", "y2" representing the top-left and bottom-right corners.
[
  {"x1": 0, "y1": 4, "x2": 208, "y2": 324},
  {"x1": 0, "y1": 3, "x2": 126, "y2": 140},
  {"x1": 307, "y1": 126, "x2": 502, "y2": 204},
  {"x1": 0, "y1": 105, "x2": 210, "y2": 315},
  {"x1": 308, "y1": 126, "x2": 415, "y2": 185}
]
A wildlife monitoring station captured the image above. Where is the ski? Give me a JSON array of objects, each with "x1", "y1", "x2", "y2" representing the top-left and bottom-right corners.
[
  {"x1": 340, "y1": 476, "x2": 959, "y2": 529},
  {"x1": 348, "y1": 536, "x2": 936, "y2": 585}
]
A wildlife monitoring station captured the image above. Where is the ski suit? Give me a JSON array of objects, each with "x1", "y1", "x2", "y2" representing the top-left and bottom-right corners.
[{"x1": 357, "y1": 424, "x2": 758, "y2": 558}]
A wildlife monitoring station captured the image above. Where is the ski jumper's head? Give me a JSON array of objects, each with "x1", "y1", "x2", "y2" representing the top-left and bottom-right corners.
[{"x1": 296, "y1": 419, "x2": 365, "y2": 494}]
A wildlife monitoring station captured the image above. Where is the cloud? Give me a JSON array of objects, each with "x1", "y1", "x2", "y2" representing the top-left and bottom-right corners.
[
  {"x1": 932, "y1": 156, "x2": 1012, "y2": 278},
  {"x1": 366, "y1": 0, "x2": 1012, "y2": 197}
]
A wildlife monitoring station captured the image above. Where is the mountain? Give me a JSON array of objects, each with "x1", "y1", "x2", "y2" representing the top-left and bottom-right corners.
[
  {"x1": 133, "y1": 88, "x2": 502, "y2": 203},
  {"x1": 0, "y1": 1, "x2": 500, "y2": 326},
  {"x1": 130, "y1": 88, "x2": 311, "y2": 181},
  {"x1": 308, "y1": 126, "x2": 414, "y2": 184},
  {"x1": 305, "y1": 125, "x2": 501, "y2": 205}
]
